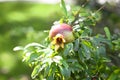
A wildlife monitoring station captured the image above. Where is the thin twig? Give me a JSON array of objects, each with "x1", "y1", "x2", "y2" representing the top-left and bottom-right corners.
[{"x1": 95, "y1": 5, "x2": 105, "y2": 13}]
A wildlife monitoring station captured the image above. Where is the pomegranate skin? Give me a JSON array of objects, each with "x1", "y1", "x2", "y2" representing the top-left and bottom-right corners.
[{"x1": 49, "y1": 23, "x2": 74, "y2": 43}]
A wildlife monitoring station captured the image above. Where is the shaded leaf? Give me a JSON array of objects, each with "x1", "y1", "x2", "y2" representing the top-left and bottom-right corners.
[
  {"x1": 59, "y1": 66, "x2": 70, "y2": 78},
  {"x1": 62, "y1": 60, "x2": 69, "y2": 68},
  {"x1": 63, "y1": 43, "x2": 73, "y2": 56},
  {"x1": 81, "y1": 41, "x2": 91, "y2": 59},
  {"x1": 74, "y1": 39, "x2": 79, "y2": 51},
  {"x1": 28, "y1": 53, "x2": 39, "y2": 62}
]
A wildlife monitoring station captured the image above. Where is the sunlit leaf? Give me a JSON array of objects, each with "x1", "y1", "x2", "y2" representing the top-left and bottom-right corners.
[
  {"x1": 31, "y1": 65, "x2": 41, "y2": 79},
  {"x1": 32, "y1": 64, "x2": 47, "y2": 79},
  {"x1": 104, "y1": 27, "x2": 111, "y2": 40},
  {"x1": 13, "y1": 46, "x2": 24, "y2": 51},
  {"x1": 52, "y1": 56, "x2": 63, "y2": 64},
  {"x1": 108, "y1": 69, "x2": 120, "y2": 80},
  {"x1": 24, "y1": 42, "x2": 45, "y2": 50}
]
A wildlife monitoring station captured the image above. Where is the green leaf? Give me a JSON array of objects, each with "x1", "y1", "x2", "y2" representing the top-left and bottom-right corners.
[
  {"x1": 97, "y1": 46, "x2": 106, "y2": 56},
  {"x1": 47, "y1": 75, "x2": 54, "y2": 80},
  {"x1": 67, "y1": 59, "x2": 77, "y2": 63},
  {"x1": 104, "y1": 27, "x2": 111, "y2": 40},
  {"x1": 93, "y1": 35, "x2": 112, "y2": 48},
  {"x1": 59, "y1": 66, "x2": 70, "y2": 78},
  {"x1": 74, "y1": 39, "x2": 79, "y2": 51},
  {"x1": 78, "y1": 48, "x2": 85, "y2": 62},
  {"x1": 81, "y1": 41, "x2": 91, "y2": 59},
  {"x1": 31, "y1": 64, "x2": 47, "y2": 79},
  {"x1": 44, "y1": 66, "x2": 51, "y2": 77},
  {"x1": 61, "y1": 0, "x2": 67, "y2": 16},
  {"x1": 13, "y1": 46, "x2": 24, "y2": 51},
  {"x1": 24, "y1": 42, "x2": 45, "y2": 50},
  {"x1": 28, "y1": 53, "x2": 39, "y2": 62},
  {"x1": 52, "y1": 56, "x2": 63, "y2": 64},
  {"x1": 63, "y1": 43, "x2": 73, "y2": 56},
  {"x1": 31, "y1": 65, "x2": 41, "y2": 79},
  {"x1": 108, "y1": 69, "x2": 120, "y2": 80},
  {"x1": 112, "y1": 38, "x2": 120, "y2": 50},
  {"x1": 62, "y1": 60, "x2": 69, "y2": 68}
]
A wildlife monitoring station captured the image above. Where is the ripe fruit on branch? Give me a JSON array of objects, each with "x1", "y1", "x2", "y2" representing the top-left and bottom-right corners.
[
  {"x1": 49, "y1": 23, "x2": 74, "y2": 43},
  {"x1": 49, "y1": 23, "x2": 74, "y2": 51}
]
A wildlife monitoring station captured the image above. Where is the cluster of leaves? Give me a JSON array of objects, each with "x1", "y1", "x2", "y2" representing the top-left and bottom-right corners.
[
  {"x1": 112, "y1": 33, "x2": 120, "y2": 51},
  {"x1": 14, "y1": 0, "x2": 120, "y2": 80}
]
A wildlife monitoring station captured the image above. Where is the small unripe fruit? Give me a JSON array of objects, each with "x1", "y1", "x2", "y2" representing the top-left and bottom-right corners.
[{"x1": 49, "y1": 23, "x2": 74, "y2": 43}]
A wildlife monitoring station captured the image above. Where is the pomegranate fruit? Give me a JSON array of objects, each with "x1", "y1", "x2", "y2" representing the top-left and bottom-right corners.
[
  {"x1": 49, "y1": 23, "x2": 74, "y2": 43},
  {"x1": 49, "y1": 23, "x2": 74, "y2": 51}
]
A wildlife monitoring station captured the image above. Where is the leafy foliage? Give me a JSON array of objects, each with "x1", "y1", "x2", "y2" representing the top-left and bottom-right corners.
[{"x1": 14, "y1": 0, "x2": 120, "y2": 80}]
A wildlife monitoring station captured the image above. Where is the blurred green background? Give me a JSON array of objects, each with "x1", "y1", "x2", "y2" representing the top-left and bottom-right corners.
[
  {"x1": 0, "y1": 0, "x2": 120, "y2": 80},
  {"x1": 0, "y1": 2, "x2": 63, "y2": 80}
]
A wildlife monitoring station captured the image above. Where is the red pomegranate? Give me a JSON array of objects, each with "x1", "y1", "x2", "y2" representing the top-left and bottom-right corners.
[
  {"x1": 49, "y1": 23, "x2": 74, "y2": 43},
  {"x1": 49, "y1": 23, "x2": 74, "y2": 51}
]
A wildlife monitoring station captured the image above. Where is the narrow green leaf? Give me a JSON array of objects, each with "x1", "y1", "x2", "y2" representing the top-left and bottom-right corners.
[
  {"x1": 61, "y1": 0, "x2": 67, "y2": 16},
  {"x1": 13, "y1": 46, "x2": 24, "y2": 51},
  {"x1": 104, "y1": 27, "x2": 111, "y2": 40},
  {"x1": 81, "y1": 41, "x2": 91, "y2": 59},
  {"x1": 31, "y1": 64, "x2": 46, "y2": 79},
  {"x1": 31, "y1": 65, "x2": 41, "y2": 79},
  {"x1": 74, "y1": 39, "x2": 79, "y2": 51},
  {"x1": 44, "y1": 66, "x2": 51, "y2": 77},
  {"x1": 62, "y1": 60, "x2": 69, "y2": 68},
  {"x1": 78, "y1": 48, "x2": 85, "y2": 62},
  {"x1": 24, "y1": 42, "x2": 45, "y2": 50}
]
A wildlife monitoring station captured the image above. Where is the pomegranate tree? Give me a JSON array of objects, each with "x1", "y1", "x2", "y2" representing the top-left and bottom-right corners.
[{"x1": 14, "y1": 0, "x2": 117, "y2": 79}]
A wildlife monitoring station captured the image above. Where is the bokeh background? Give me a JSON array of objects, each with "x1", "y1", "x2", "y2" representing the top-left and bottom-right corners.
[{"x1": 0, "y1": 0, "x2": 120, "y2": 80}]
